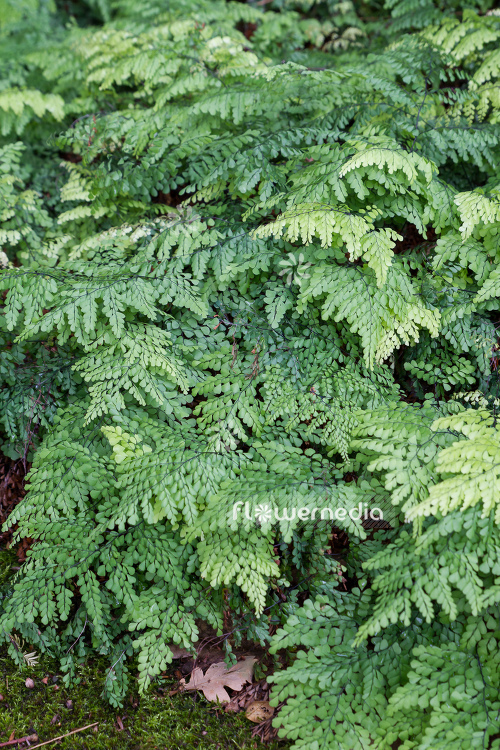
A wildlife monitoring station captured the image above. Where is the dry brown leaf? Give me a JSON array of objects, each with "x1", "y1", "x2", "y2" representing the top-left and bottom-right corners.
[
  {"x1": 223, "y1": 676, "x2": 270, "y2": 714},
  {"x1": 8, "y1": 732, "x2": 15, "y2": 742},
  {"x1": 245, "y1": 700, "x2": 274, "y2": 723},
  {"x1": 181, "y1": 657, "x2": 256, "y2": 703}
]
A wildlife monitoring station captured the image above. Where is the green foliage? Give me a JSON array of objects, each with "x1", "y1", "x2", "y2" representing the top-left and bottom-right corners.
[
  {"x1": 1, "y1": 0, "x2": 500, "y2": 746},
  {"x1": 0, "y1": 631, "x2": 278, "y2": 750},
  {"x1": 270, "y1": 590, "x2": 500, "y2": 749}
]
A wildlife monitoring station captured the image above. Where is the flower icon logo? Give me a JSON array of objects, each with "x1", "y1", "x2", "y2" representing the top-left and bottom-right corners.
[
  {"x1": 254, "y1": 504, "x2": 273, "y2": 523},
  {"x1": 278, "y1": 253, "x2": 312, "y2": 287}
]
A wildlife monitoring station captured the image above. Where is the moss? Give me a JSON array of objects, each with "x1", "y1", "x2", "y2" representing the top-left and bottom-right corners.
[
  {"x1": 0, "y1": 545, "x2": 286, "y2": 750},
  {"x1": 0, "y1": 650, "x2": 287, "y2": 749}
]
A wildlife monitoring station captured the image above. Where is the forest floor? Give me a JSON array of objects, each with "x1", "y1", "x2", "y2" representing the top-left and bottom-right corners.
[
  {"x1": 0, "y1": 551, "x2": 284, "y2": 749},
  {"x1": 0, "y1": 637, "x2": 280, "y2": 750},
  {"x1": 0, "y1": 457, "x2": 287, "y2": 750}
]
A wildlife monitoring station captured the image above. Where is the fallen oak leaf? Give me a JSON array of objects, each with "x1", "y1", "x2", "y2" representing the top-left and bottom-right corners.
[
  {"x1": 245, "y1": 701, "x2": 274, "y2": 723},
  {"x1": 180, "y1": 657, "x2": 256, "y2": 703}
]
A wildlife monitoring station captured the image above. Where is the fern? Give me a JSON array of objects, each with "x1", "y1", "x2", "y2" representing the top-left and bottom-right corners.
[{"x1": 2, "y1": 0, "x2": 500, "y2": 739}]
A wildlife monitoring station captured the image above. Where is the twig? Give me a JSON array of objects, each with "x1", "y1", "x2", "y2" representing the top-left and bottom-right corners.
[
  {"x1": 22, "y1": 723, "x2": 99, "y2": 749},
  {"x1": 0, "y1": 735, "x2": 38, "y2": 748}
]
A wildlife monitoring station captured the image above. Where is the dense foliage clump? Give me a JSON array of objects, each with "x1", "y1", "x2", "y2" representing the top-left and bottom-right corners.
[{"x1": 2, "y1": 0, "x2": 500, "y2": 747}]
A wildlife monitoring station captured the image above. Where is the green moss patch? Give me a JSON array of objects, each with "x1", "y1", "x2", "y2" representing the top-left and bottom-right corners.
[{"x1": 0, "y1": 650, "x2": 285, "y2": 749}]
